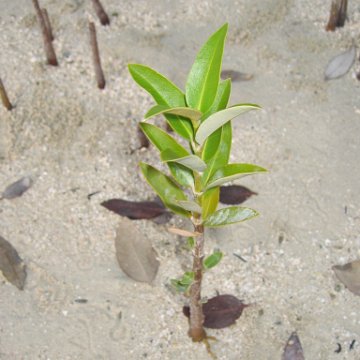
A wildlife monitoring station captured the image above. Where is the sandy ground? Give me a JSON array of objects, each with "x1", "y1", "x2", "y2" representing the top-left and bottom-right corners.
[{"x1": 1, "y1": 0, "x2": 360, "y2": 359}]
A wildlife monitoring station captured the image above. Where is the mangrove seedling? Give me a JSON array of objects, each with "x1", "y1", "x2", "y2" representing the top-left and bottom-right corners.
[{"x1": 128, "y1": 23, "x2": 266, "y2": 342}]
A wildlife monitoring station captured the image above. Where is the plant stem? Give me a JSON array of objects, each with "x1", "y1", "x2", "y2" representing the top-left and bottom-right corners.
[{"x1": 188, "y1": 223, "x2": 206, "y2": 342}]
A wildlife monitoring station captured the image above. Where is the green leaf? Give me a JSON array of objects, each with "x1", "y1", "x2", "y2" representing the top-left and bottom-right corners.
[
  {"x1": 145, "y1": 104, "x2": 202, "y2": 124},
  {"x1": 206, "y1": 163, "x2": 267, "y2": 189},
  {"x1": 187, "y1": 237, "x2": 195, "y2": 249},
  {"x1": 140, "y1": 163, "x2": 190, "y2": 217},
  {"x1": 203, "y1": 251, "x2": 223, "y2": 269},
  {"x1": 140, "y1": 123, "x2": 188, "y2": 156},
  {"x1": 176, "y1": 200, "x2": 202, "y2": 213},
  {"x1": 201, "y1": 122, "x2": 232, "y2": 184},
  {"x1": 201, "y1": 187, "x2": 219, "y2": 220},
  {"x1": 195, "y1": 104, "x2": 261, "y2": 145},
  {"x1": 204, "y1": 206, "x2": 258, "y2": 227},
  {"x1": 161, "y1": 149, "x2": 207, "y2": 172},
  {"x1": 186, "y1": 24, "x2": 228, "y2": 113},
  {"x1": 140, "y1": 123, "x2": 194, "y2": 188},
  {"x1": 128, "y1": 64, "x2": 193, "y2": 140},
  {"x1": 202, "y1": 78, "x2": 231, "y2": 121},
  {"x1": 171, "y1": 271, "x2": 195, "y2": 293}
]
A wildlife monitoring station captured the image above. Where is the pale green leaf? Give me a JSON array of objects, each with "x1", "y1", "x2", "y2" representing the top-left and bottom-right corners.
[
  {"x1": 187, "y1": 237, "x2": 195, "y2": 249},
  {"x1": 204, "y1": 206, "x2": 258, "y2": 227},
  {"x1": 145, "y1": 104, "x2": 202, "y2": 124},
  {"x1": 140, "y1": 163, "x2": 190, "y2": 217},
  {"x1": 201, "y1": 187, "x2": 219, "y2": 220},
  {"x1": 203, "y1": 251, "x2": 223, "y2": 269},
  {"x1": 186, "y1": 24, "x2": 228, "y2": 113},
  {"x1": 176, "y1": 200, "x2": 202, "y2": 213},
  {"x1": 171, "y1": 271, "x2": 195, "y2": 293},
  {"x1": 195, "y1": 104, "x2": 261, "y2": 145},
  {"x1": 128, "y1": 64, "x2": 193, "y2": 140},
  {"x1": 161, "y1": 149, "x2": 207, "y2": 172},
  {"x1": 206, "y1": 163, "x2": 267, "y2": 189}
]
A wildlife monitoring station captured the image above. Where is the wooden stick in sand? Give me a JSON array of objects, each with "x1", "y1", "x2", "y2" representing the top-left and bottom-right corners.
[
  {"x1": 326, "y1": 0, "x2": 348, "y2": 31},
  {"x1": 91, "y1": 0, "x2": 110, "y2": 26},
  {"x1": 89, "y1": 21, "x2": 106, "y2": 89},
  {"x1": 41, "y1": 8, "x2": 54, "y2": 41},
  {"x1": 0, "y1": 78, "x2": 13, "y2": 111},
  {"x1": 31, "y1": 0, "x2": 58, "y2": 66}
]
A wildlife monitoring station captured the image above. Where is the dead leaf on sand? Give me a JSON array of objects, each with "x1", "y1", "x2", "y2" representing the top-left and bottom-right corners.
[
  {"x1": 282, "y1": 332, "x2": 305, "y2": 360},
  {"x1": 101, "y1": 198, "x2": 169, "y2": 220},
  {"x1": 0, "y1": 236, "x2": 27, "y2": 290},
  {"x1": 324, "y1": 45, "x2": 356, "y2": 81},
  {"x1": 183, "y1": 294, "x2": 249, "y2": 329},
  {"x1": 115, "y1": 218, "x2": 159, "y2": 283},
  {"x1": 333, "y1": 260, "x2": 360, "y2": 295},
  {"x1": 1, "y1": 176, "x2": 33, "y2": 200},
  {"x1": 221, "y1": 70, "x2": 253, "y2": 82},
  {"x1": 219, "y1": 185, "x2": 257, "y2": 205}
]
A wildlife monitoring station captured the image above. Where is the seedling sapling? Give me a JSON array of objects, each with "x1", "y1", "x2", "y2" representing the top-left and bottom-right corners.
[{"x1": 128, "y1": 23, "x2": 266, "y2": 342}]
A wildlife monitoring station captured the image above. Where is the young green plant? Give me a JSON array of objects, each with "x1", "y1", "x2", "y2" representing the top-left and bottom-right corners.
[{"x1": 128, "y1": 23, "x2": 266, "y2": 342}]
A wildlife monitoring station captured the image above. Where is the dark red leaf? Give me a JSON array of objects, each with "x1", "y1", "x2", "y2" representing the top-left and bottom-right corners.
[
  {"x1": 101, "y1": 199, "x2": 168, "y2": 220},
  {"x1": 183, "y1": 294, "x2": 249, "y2": 329},
  {"x1": 282, "y1": 332, "x2": 305, "y2": 360},
  {"x1": 137, "y1": 125, "x2": 150, "y2": 149},
  {"x1": 219, "y1": 185, "x2": 257, "y2": 205}
]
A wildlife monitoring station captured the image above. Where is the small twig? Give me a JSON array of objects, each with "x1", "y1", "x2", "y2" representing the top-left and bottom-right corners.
[
  {"x1": 233, "y1": 253, "x2": 247, "y2": 262},
  {"x1": 89, "y1": 21, "x2": 106, "y2": 89},
  {"x1": 32, "y1": 0, "x2": 58, "y2": 66},
  {"x1": 41, "y1": 8, "x2": 54, "y2": 41},
  {"x1": 0, "y1": 78, "x2": 13, "y2": 111},
  {"x1": 91, "y1": 0, "x2": 110, "y2": 26}
]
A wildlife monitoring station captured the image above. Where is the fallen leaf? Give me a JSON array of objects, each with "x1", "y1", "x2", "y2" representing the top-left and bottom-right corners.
[
  {"x1": 137, "y1": 124, "x2": 150, "y2": 149},
  {"x1": 219, "y1": 185, "x2": 257, "y2": 205},
  {"x1": 168, "y1": 227, "x2": 200, "y2": 237},
  {"x1": 333, "y1": 260, "x2": 360, "y2": 295},
  {"x1": 324, "y1": 45, "x2": 356, "y2": 80},
  {"x1": 0, "y1": 236, "x2": 27, "y2": 290},
  {"x1": 115, "y1": 218, "x2": 159, "y2": 283},
  {"x1": 282, "y1": 332, "x2": 305, "y2": 360},
  {"x1": 1, "y1": 176, "x2": 33, "y2": 200},
  {"x1": 221, "y1": 70, "x2": 253, "y2": 82},
  {"x1": 101, "y1": 198, "x2": 168, "y2": 220},
  {"x1": 183, "y1": 294, "x2": 249, "y2": 329}
]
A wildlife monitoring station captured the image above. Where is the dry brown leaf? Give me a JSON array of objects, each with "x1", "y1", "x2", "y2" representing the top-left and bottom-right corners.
[
  {"x1": 115, "y1": 218, "x2": 159, "y2": 283},
  {"x1": 282, "y1": 332, "x2": 305, "y2": 360},
  {"x1": 0, "y1": 236, "x2": 27, "y2": 290},
  {"x1": 183, "y1": 294, "x2": 249, "y2": 329},
  {"x1": 333, "y1": 260, "x2": 360, "y2": 295},
  {"x1": 1, "y1": 176, "x2": 33, "y2": 200},
  {"x1": 167, "y1": 227, "x2": 200, "y2": 237}
]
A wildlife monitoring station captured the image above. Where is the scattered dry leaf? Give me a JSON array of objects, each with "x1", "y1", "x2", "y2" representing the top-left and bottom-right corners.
[
  {"x1": 183, "y1": 294, "x2": 249, "y2": 329},
  {"x1": 221, "y1": 70, "x2": 253, "y2": 81},
  {"x1": 115, "y1": 218, "x2": 159, "y2": 283},
  {"x1": 1, "y1": 176, "x2": 33, "y2": 200},
  {"x1": 220, "y1": 185, "x2": 257, "y2": 205},
  {"x1": 333, "y1": 260, "x2": 360, "y2": 295},
  {"x1": 101, "y1": 198, "x2": 168, "y2": 220},
  {"x1": 324, "y1": 45, "x2": 356, "y2": 80},
  {"x1": 0, "y1": 236, "x2": 27, "y2": 290},
  {"x1": 282, "y1": 332, "x2": 305, "y2": 360},
  {"x1": 137, "y1": 124, "x2": 150, "y2": 149},
  {"x1": 168, "y1": 227, "x2": 200, "y2": 237}
]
